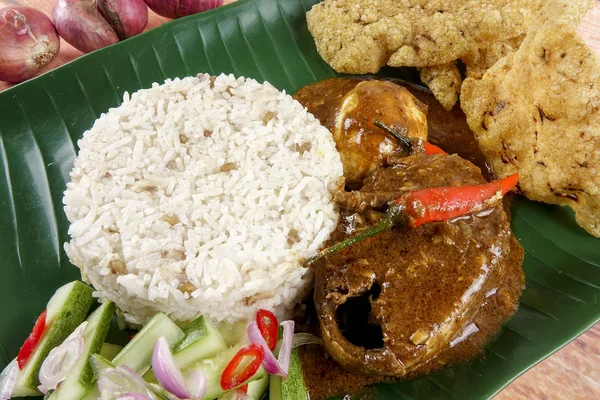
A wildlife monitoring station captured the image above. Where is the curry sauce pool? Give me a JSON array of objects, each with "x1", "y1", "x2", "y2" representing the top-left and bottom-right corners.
[{"x1": 293, "y1": 78, "x2": 524, "y2": 399}]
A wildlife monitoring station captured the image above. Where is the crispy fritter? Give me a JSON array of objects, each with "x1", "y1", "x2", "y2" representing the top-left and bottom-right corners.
[
  {"x1": 307, "y1": 0, "x2": 592, "y2": 109},
  {"x1": 461, "y1": 21, "x2": 600, "y2": 237},
  {"x1": 306, "y1": 0, "x2": 537, "y2": 73},
  {"x1": 462, "y1": 35, "x2": 525, "y2": 80},
  {"x1": 420, "y1": 63, "x2": 462, "y2": 111}
]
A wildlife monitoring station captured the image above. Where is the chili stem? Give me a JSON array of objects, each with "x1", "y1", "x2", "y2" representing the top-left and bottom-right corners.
[
  {"x1": 373, "y1": 119, "x2": 412, "y2": 152},
  {"x1": 306, "y1": 213, "x2": 403, "y2": 265},
  {"x1": 307, "y1": 174, "x2": 518, "y2": 265}
]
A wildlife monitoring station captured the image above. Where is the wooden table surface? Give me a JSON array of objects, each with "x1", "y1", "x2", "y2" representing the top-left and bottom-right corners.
[{"x1": 1, "y1": 1, "x2": 599, "y2": 399}]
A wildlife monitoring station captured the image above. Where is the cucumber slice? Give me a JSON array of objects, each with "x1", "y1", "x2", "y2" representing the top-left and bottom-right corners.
[
  {"x1": 98, "y1": 343, "x2": 122, "y2": 361},
  {"x1": 247, "y1": 374, "x2": 269, "y2": 400},
  {"x1": 174, "y1": 316, "x2": 228, "y2": 368},
  {"x1": 217, "y1": 320, "x2": 247, "y2": 347},
  {"x1": 50, "y1": 301, "x2": 116, "y2": 400},
  {"x1": 111, "y1": 313, "x2": 184, "y2": 374},
  {"x1": 82, "y1": 354, "x2": 114, "y2": 400},
  {"x1": 12, "y1": 281, "x2": 94, "y2": 397},
  {"x1": 187, "y1": 344, "x2": 266, "y2": 400},
  {"x1": 269, "y1": 348, "x2": 308, "y2": 400},
  {"x1": 81, "y1": 385, "x2": 100, "y2": 400},
  {"x1": 144, "y1": 316, "x2": 227, "y2": 382},
  {"x1": 89, "y1": 354, "x2": 114, "y2": 379}
]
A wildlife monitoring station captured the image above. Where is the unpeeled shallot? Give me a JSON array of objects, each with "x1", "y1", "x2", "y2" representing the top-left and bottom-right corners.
[
  {"x1": 53, "y1": 0, "x2": 148, "y2": 54},
  {"x1": 0, "y1": 7, "x2": 60, "y2": 83},
  {"x1": 97, "y1": 0, "x2": 148, "y2": 40},
  {"x1": 143, "y1": 0, "x2": 223, "y2": 19}
]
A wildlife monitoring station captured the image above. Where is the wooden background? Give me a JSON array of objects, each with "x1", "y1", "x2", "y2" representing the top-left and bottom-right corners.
[{"x1": 0, "y1": 0, "x2": 599, "y2": 399}]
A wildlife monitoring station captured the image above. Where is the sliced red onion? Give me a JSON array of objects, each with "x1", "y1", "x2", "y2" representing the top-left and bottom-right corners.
[
  {"x1": 246, "y1": 321, "x2": 281, "y2": 376},
  {"x1": 38, "y1": 322, "x2": 87, "y2": 394},
  {"x1": 97, "y1": 365, "x2": 154, "y2": 400},
  {"x1": 276, "y1": 321, "x2": 294, "y2": 377},
  {"x1": 118, "y1": 392, "x2": 151, "y2": 400},
  {"x1": 0, "y1": 359, "x2": 18, "y2": 400},
  {"x1": 116, "y1": 365, "x2": 151, "y2": 391},
  {"x1": 148, "y1": 383, "x2": 179, "y2": 400},
  {"x1": 152, "y1": 337, "x2": 191, "y2": 400},
  {"x1": 184, "y1": 369, "x2": 207, "y2": 399},
  {"x1": 97, "y1": 371, "x2": 123, "y2": 395},
  {"x1": 246, "y1": 320, "x2": 295, "y2": 378}
]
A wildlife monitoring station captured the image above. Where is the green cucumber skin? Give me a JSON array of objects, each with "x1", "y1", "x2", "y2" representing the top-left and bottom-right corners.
[
  {"x1": 175, "y1": 317, "x2": 227, "y2": 370},
  {"x1": 269, "y1": 348, "x2": 308, "y2": 400},
  {"x1": 175, "y1": 316, "x2": 210, "y2": 352},
  {"x1": 51, "y1": 302, "x2": 115, "y2": 400},
  {"x1": 111, "y1": 313, "x2": 184, "y2": 374},
  {"x1": 80, "y1": 303, "x2": 116, "y2": 388},
  {"x1": 17, "y1": 281, "x2": 95, "y2": 391},
  {"x1": 144, "y1": 316, "x2": 227, "y2": 382},
  {"x1": 89, "y1": 353, "x2": 115, "y2": 379}
]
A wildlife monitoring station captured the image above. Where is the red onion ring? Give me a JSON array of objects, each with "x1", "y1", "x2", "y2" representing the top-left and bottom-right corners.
[
  {"x1": 118, "y1": 392, "x2": 151, "y2": 400},
  {"x1": 184, "y1": 369, "x2": 207, "y2": 399},
  {"x1": 38, "y1": 322, "x2": 87, "y2": 394},
  {"x1": 246, "y1": 319, "x2": 295, "y2": 377},
  {"x1": 276, "y1": 321, "x2": 294, "y2": 376},
  {"x1": 152, "y1": 337, "x2": 191, "y2": 399},
  {"x1": 0, "y1": 359, "x2": 18, "y2": 400},
  {"x1": 116, "y1": 365, "x2": 152, "y2": 390}
]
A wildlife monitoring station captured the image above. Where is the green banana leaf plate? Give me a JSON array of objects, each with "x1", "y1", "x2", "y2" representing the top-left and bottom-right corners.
[{"x1": 0, "y1": 0, "x2": 599, "y2": 398}]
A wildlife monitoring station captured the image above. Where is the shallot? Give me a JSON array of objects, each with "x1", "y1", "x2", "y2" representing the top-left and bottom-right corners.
[
  {"x1": 38, "y1": 322, "x2": 87, "y2": 394},
  {"x1": 97, "y1": 0, "x2": 148, "y2": 40},
  {"x1": 143, "y1": 0, "x2": 223, "y2": 19},
  {"x1": 0, "y1": 7, "x2": 60, "y2": 83},
  {"x1": 152, "y1": 337, "x2": 190, "y2": 399},
  {"x1": 53, "y1": 0, "x2": 119, "y2": 53},
  {"x1": 53, "y1": 0, "x2": 148, "y2": 54}
]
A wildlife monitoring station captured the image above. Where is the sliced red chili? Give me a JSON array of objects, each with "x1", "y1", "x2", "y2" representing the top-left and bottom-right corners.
[
  {"x1": 239, "y1": 384, "x2": 248, "y2": 394},
  {"x1": 220, "y1": 343, "x2": 265, "y2": 391},
  {"x1": 424, "y1": 142, "x2": 447, "y2": 155},
  {"x1": 256, "y1": 309, "x2": 278, "y2": 351},
  {"x1": 17, "y1": 309, "x2": 48, "y2": 369}
]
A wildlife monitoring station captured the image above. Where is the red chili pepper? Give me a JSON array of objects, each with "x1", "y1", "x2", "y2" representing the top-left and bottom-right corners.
[
  {"x1": 256, "y1": 309, "x2": 278, "y2": 351},
  {"x1": 220, "y1": 343, "x2": 265, "y2": 391},
  {"x1": 424, "y1": 142, "x2": 447, "y2": 155},
  {"x1": 397, "y1": 173, "x2": 519, "y2": 227},
  {"x1": 307, "y1": 174, "x2": 519, "y2": 264},
  {"x1": 17, "y1": 309, "x2": 48, "y2": 369},
  {"x1": 239, "y1": 384, "x2": 248, "y2": 394}
]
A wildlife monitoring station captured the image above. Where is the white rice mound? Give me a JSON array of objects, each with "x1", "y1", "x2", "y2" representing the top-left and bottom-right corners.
[{"x1": 63, "y1": 73, "x2": 343, "y2": 325}]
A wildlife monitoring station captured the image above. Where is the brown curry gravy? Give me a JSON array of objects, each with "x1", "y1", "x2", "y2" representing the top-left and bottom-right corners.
[{"x1": 292, "y1": 78, "x2": 524, "y2": 400}]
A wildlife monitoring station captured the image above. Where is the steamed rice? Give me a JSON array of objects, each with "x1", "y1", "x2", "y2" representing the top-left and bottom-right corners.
[{"x1": 63, "y1": 73, "x2": 343, "y2": 325}]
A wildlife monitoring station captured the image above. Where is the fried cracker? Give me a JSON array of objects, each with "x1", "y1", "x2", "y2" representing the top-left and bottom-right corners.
[
  {"x1": 307, "y1": 0, "x2": 537, "y2": 73},
  {"x1": 462, "y1": 36, "x2": 525, "y2": 80},
  {"x1": 420, "y1": 63, "x2": 462, "y2": 111},
  {"x1": 461, "y1": 21, "x2": 600, "y2": 236},
  {"x1": 307, "y1": 0, "x2": 592, "y2": 109}
]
